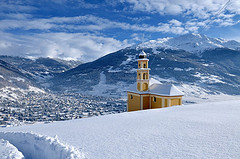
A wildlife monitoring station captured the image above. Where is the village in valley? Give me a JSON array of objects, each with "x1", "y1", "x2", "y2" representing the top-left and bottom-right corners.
[{"x1": 0, "y1": 92, "x2": 126, "y2": 127}]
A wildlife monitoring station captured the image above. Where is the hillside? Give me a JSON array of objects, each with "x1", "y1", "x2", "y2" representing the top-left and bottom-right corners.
[
  {"x1": 1, "y1": 100, "x2": 240, "y2": 158},
  {"x1": 0, "y1": 56, "x2": 82, "y2": 77},
  {"x1": 0, "y1": 56, "x2": 82, "y2": 101},
  {"x1": 0, "y1": 59, "x2": 45, "y2": 100},
  {"x1": 50, "y1": 33, "x2": 240, "y2": 102}
]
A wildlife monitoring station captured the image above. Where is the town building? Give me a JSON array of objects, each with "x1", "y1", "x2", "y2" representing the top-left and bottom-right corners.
[{"x1": 127, "y1": 51, "x2": 184, "y2": 112}]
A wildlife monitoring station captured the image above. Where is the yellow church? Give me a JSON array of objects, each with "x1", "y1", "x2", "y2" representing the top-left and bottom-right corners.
[{"x1": 127, "y1": 51, "x2": 184, "y2": 112}]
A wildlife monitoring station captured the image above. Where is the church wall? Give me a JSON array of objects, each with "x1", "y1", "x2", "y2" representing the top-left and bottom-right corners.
[
  {"x1": 150, "y1": 96, "x2": 162, "y2": 109},
  {"x1": 150, "y1": 95, "x2": 183, "y2": 109},
  {"x1": 127, "y1": 93, "x2": 141, "y2": 112},
  {"x1": 164, "y1": 99, "x2": 168, "y2": 107},
  {"x1": 142, "y1": 95, "x2": 150, "y2": 109},
  {"x1": 171, "y1": 98, "x2": 181, "y2": 106}
]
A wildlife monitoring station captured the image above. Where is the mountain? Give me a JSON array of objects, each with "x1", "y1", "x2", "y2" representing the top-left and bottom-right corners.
[
  {"x1": 135, "y1": 33, "x2": 240, "y2": 55},
  {"x1": 1, "y1": 100, "x2": 240, "y2": 158},
  {"x1": 50, "y1": 33, "x2": 240, "y2": 102},
  {"x1": 0, "y1": 59, "x2": 44, "y2": 100},
  {"x1": 0, "y1": 56, "x2": 82, "y2": 100},
  {"x1": 0, "y1": 56, "x2": 82, "y2": 77}
]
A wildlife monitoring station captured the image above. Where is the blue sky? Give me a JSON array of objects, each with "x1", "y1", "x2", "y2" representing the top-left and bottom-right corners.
[{"x1": 0, "y1": 0, "x2": 239, "y2": 61}]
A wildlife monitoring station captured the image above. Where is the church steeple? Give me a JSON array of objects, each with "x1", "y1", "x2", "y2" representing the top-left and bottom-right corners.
[{"x1": 137, "y1": 51, "x2": 150, "y2": 91}]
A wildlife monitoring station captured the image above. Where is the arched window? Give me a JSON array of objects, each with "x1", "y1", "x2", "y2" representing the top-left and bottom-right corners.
[
  {"x1": 144, "y1": 64, "x2": 146, "y2": 68},
  {"x1": 138, "y1": 73, "x2": 141, "y2": 79},
  {"x1": 153, "y1": 97, "x2": 156, "y2": 102},
  {"x1": 137, "y1": 83, "x2": 141, "y2": 91},
  {"x1": 143, "y1": 83, "x2": 148, "y2": 91},
  {"x1": 143, "y1": 73, "x2": 146, "y2": 79},
  {"x1": 130, "y1": 95, "x2": 133, "y2": 99}
]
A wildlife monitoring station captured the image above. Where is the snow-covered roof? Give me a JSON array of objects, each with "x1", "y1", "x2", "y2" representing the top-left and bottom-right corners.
[
  {"x1": 148, "y1": 84, "x2": 184, "y2": 96},
  {"x1": 128, "y1": 80, "x2": 184, "y2": 97},
  {"x1": 139, "y1": 50, "x2": 146, "y2": 56},
  {"x1": 127, "y1": 78, "x2": 160, "y2": 93},
  {"x1": 137, "y1": 58, "x2": 149, "y2": 61}
]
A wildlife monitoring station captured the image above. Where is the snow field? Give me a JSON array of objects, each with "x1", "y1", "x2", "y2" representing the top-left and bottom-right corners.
[
  {"x1": 1, "y1": 100, "x2": 240, "y2": 158},
  {"x1": 0, "y1": 138, "x2": 24, "y2": 159},
  {"x1": 0, "y1": 132, "x2": 85, "y2": 159}
]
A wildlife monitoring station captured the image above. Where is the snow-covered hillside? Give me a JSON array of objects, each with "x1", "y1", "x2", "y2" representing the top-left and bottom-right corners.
[
  {"x1": 51, "y1": 33, "x2": 240, "y2": 100},
  {"x1": 0, "y1": 139, "x2": 24, "y2": 159},
  {"x1": 1, "y1": 100, "x2": 240, "y2": 158},
  {"x1": 137, "y1": 33, "x2": 240, "y2": 55}
]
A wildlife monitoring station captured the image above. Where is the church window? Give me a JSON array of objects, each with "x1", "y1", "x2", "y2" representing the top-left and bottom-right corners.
[
  {"x1": 143, "y1": 83, "x2": 148, "y2": 91},
  {"x1": 144, "y1": 64, "x2": 146, "y2": 68},
  {"x1": 153, "y1": 97, "x2": 156, "y2": 102},
  {"x1": 143, "y1": 73, "x2": 146, "y2": 79},
  {"x1": 137, "y1": 83, "x2": 141, "y2": 91},
  {"x1": 138, "y1": 73, "x2": 141, "y2": 79},
  {"x1": 130, "y1": 95, "x2": 133, "y2": 99}
]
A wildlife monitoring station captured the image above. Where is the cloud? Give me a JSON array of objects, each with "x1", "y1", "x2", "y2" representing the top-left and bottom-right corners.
[
  {"x1": 49, "y1": 0, "x2": 100, "y2": 8},
  {"x1": 0, "y1": 15, "x2": 189, "y2": 35},
  {"x1": 119, "y1": 0, "x2": 240, "y2": 29},
  {"x1": 0, "y1": 1, "x2": 36, "y2": 13},
  {"x1": 119, "y1": 0, "x2": 239, "y2": 18},
  {"x1": 0, "y1": 32, "x2": 132, "y2": 62},
  {"x1": 169, "y1": 19, "x2": 182, "y2": 26}
]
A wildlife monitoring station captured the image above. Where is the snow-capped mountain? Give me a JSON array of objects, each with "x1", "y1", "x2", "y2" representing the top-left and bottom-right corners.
[
  {"x1": 136, "y1": 33, "x2": 240, "y2": 55},
  {"x1": 0, "y1": 56, "x2": 81, "y2": 100},
  {"x1": 51, "y1": 34, "x2": 240, "y2": 102},
  {"x1": 0, "y1": 59, "x2": 45, "y2": 100},
  {"x1": 0, "y1": 56, "x2": 82, "y2": 77}
]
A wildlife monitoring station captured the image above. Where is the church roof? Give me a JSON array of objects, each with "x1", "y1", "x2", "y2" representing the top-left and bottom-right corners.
[
  {"x1": 139, "y1": 50, "x2": 146, "y2": 56},
  {"x1": 127, "y1": 80, "x2": 184, "y2": 97},
  {"x1": 148, "y1": 84, "x2": 184, "y2": 96}
]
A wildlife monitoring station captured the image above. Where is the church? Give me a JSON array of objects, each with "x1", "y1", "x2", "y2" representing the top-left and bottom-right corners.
[{"x1": 127, "y1": 51, "x2": 184, "y2": 112}]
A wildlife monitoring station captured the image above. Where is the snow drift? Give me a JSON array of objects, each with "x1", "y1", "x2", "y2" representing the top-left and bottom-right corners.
[
  {"x1": 0, "y1": 138, "x2": 24, "y2": 159},
  {"x1": 0, "y1": 132, "x2": 84, "y2": 159}
]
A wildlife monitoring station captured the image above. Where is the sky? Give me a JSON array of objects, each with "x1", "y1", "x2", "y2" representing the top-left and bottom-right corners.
[{"x1": 0, "y1": 0, "x2": 240, "y2": 62}]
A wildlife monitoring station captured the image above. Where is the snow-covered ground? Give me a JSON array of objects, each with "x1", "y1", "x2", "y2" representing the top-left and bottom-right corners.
[
  {"x1": 1, "y1": 100, "x2": 240, "y2": 158},
  {"x1": 0, "y1": 139, "x2": 24, "y2": 159},
  {"x1": 0, "y1": 132, "x2": 84, "y2": 159}
]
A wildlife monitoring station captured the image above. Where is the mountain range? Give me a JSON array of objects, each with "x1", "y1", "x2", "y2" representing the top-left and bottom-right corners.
[
  {"x1": 0, "y1": 56, "x2": 81, "y2": 100},
  {"x1": 1, "y1": 33, "x2": 240, "y2": 102},
  {"x1": 49, "y1": 33, "x2": 240, "y2": 102}
]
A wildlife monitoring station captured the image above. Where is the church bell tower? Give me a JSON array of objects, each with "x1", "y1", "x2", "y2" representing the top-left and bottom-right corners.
[{"x1": 137, "y1": 51, "x2": 150, "y2": 91}]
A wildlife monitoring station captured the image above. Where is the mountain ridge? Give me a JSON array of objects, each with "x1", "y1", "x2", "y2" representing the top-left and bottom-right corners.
[
  {"x1": 132, "y1": 33, "x2": 240, "y2": 55},
  {"x1": 50, "y1": 33, "x2": 240, "y2": 101}
]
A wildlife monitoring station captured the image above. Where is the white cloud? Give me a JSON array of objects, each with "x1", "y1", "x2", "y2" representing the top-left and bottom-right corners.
[
  {"x1": 119, "y1": 0, "x2": 240, "y2": 29},
  {"x1": 120, "y1": 0, "x2": 239, "y2": 18},
  {"x1": 169, "y1": 19, "x2": 182, "y2": 26},
  {"x1": 0, "y1": 1, "x2": 36, "y2": 13},
  {"x1": 0, "y1": 32, "x2": 132, "y2": 62},
  {"x1": 0, "y1": 15, "x2": 189, "y2": 34}
]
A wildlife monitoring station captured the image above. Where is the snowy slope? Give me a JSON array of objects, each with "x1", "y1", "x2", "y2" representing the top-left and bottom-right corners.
[
  {"x1": 51, "y1": 33, "x2": 240, "y2": 101},
  {"x1": 0, "y1": 139, "x2": 24, "y2": 159},
  {"x1": 1, "y1": 100, "x2": 240, "y2": 158},
  {"x1": 137, "y1": 33, "x2": 240, "y2": 55},
  {"x1": 0, "y1": 132, "x2": 84, "y2": 159}
]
